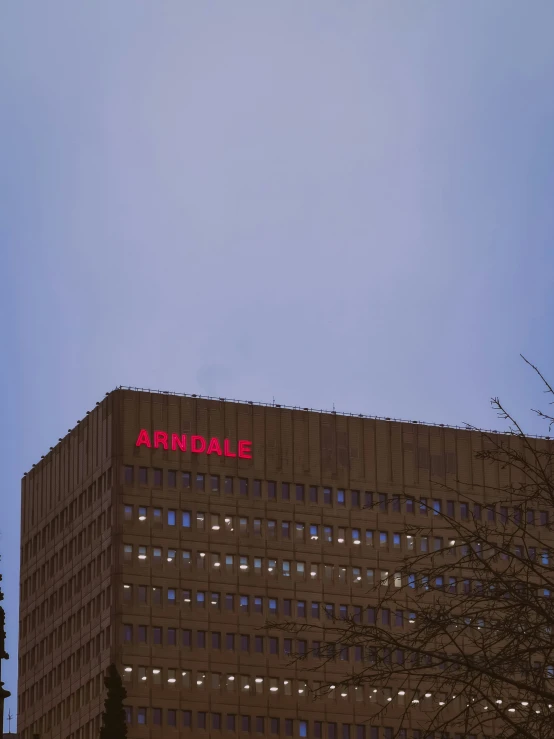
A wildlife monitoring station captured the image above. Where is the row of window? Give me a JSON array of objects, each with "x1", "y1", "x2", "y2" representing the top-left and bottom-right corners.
[
  {"x1": 121, "y1": 466, "x2": 551, "y2": 526},
  {"x1": 121, "y1": 706, "x2": 476, "y2": 739},
  {"x1": 121, "y1": 613, "x2": 412, "y2": 652},
  {"x1": 22, "y1": 468, "x2": 112, "y2": 563}
]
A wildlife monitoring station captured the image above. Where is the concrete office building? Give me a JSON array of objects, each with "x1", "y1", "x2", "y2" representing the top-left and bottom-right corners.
[{"x1": 18, "y1": 388, "x2": 522, "y2": 739}]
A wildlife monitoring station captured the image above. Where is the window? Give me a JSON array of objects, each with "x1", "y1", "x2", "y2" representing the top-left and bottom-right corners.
[
  {"x1": 226, "y1": 633, "x2": 235, "y2": 650},
  {"x1": 123, "y1": 624, "x2": 133, "y2": 643},
  {"x1": 225, "y1": 476, "x2": 233, "y2": 495},
  {"x1": 240, "y1": 478, "x2": 248, "y2": 496},
  {"x1": 242, "y1": 716, "x2": 251, "y2": 731},
  {"x1": 432, "y1": 499, "x2": 441, "y2": 515},
  {"x1": 182, "y1": 511, "x2": 191, "y2": 528},
  {"x1": 352, "y1": 528, "x2": 361, "y2": 545},
  {"x1": 240, "y1": 595, "x2": 249, "y2": 613},
  {"x1": 137, "y1": 708, "x2": 146, "y2": 725},
  {"x1": 406, "y1": 497, "x2": 414, "y2": 513},
  {"x1": 227, "y1": 715, "x2": 236, "y2": 731},
  {"x1": 182, "y1": 471, "x2": 191, "y2": 488},
  {"x1": 379, "y1": 493, "x2": 387, "y2": 511},
  {"x1": 297, "y1": 600, "x2": 306, "y2": 617},
  {"x1": 296, "y1": 484, "x2": 305, "y2": 502},
  {"x1": 282, "y1": 521, "x2": 291, "y2": 539},
  {"x1": 268, "y1": 481, "x2": 276, "y2": 499},
  {"x1": 285, "y1": 718, "x2": 293, "y2": 736},
  {"x1": 198, "y1": 712, "x2": 206, "y2": 729},
  {"x1": 152, "y1": 708, "x2": 161, "y2": 725},
  {"x1": 337, "y1": 489, "x2": 346, "y2": 505},
  {"x1": 124, "y1": 466, "x2": 134, "y2": 484},
  {"x1": 282, "y1": 482, "x2": 290, "y2": 500},
  {"x1": 323, "y1": 487, "x2": 332, "y2": 505},
  {"x1": 379, "y1": 531, "x2": 388, "y2": 547},
  {"x1": 124, "y1": 505, "x2": 133, "y2": 521},
  {"x1": 309, "y1": 486, "x2": 318, "y2": 503},
  {"x1": 460, "y1": 502, "x2": 469, "y2": 519},
  {"x1": 256, "y1": 716, "x2": 265, "y2": 733},
  {"x1": 271, "y1": 717, "x2": 280, "y2": 734},
  {"x1": 300, "y1": 721, "x2": 308, "y2": 737},
  {"x1": 153, "y1": 468, "x2": 162, "y2": 486},
  {"x1": 196, "y1": 473, "x2": 205, "y2": 491},
  {"x1": 269, "y1": 598, "x2": 278, "y2": 615},
  {"x1": 168, "y1": 509, "x2": 176, "y2": 526},
  {"x1": 324, "y1": 526, "x2": 333, "y2": 543},
  {"x1": 168, "y1": 469, "x2": 176, "y2": 487},
  {"x1": 541, "y1": 510, "x2": 549, "y2": 526}
]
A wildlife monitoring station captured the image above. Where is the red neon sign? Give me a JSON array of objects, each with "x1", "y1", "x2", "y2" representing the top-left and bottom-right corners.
[{"x1": 135, "y1": 429, "x2": 252, "y2": 459}]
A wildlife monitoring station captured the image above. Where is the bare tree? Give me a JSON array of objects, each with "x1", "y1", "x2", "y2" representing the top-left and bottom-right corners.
[{"x1": 268, "y1": 358, "x2": 554, "y2": 739}]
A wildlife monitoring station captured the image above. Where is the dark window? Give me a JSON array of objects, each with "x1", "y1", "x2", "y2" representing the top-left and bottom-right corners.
[
  {"x1": 309, "y1": 486, "x2": 318, "y2": 503},
  {"x1": 298, "y1": 639, "x2": 307, "y2": 655},
  {"x1": 182, "y1": 710, "x2": 191, "y2": 728},
  {"x1": 212, "y1": 713, "x2": 221, "y2": 730},
  {"x1": 254, "y1": 596, "x2": 263, "y2": 614},
  {"x1": 124, "y1": 466, "x2": 134, "y2": 484},
  {"x1": 284, "y1": 638, "x2": 292, "y2": 656},
  {"x1": 474, "y1": 503, "x2": 482, "y2": 520},
  {"x1": 153, "y1": 708, "x2": 161, "y2": 726},
  {"x1": 500, "y1": 506, "x2": 508, "y2": 523},
  {"x1": 198, "y1": 712, "x2": 206, "y2": 729},
  {"x1": 343, "y1": 725, "x2": 351, "y2": 739},
  {"x1": 227, "y1": 715, "x2": 236, "y2": 731},
  {"x1": 541, "y1": 510, "x2": 549, "y2": 526},
  {"x1": 256, "y1": 717, "x2": 265, "y2": 733},
  {"x1": 167, "y1": 628, "x2": 176, "y2": 646},
  {"x1": 226, "y1": 633, "x2": 235, "y2": 650},
  {"x1": 138, "y1": 466, "x2": 147, "y2": 483},
  {"x1": 282, "y1": 482, "x2": 290, "y2": 500},
  {"x1": 225, "y1": 476, "x2": 233, "y2": 495},
  {"x1": 406, "y1": 497, "x2": 414, "y2": 513},
  {"x1": 153, "y1": 627, "x2": 162, "y2": 645},
  {"x1": 153, "y1": 468, "x2": 162, "y2": 486},
  {"x1": 487, "y1": 505, "x2": 496, "y2": 521},
  {"x1": 311, "y1": 601, "x2": 319, "y2": 617},
  {"x1": 419, "y1": 497, "x2": 427, "y2": 515},
  {"x1": 284, "y1": 599, "x2": 292, "y2": 616},
  {"x1": 337, "y1": 489, "x2": 345, "y2": 506},
  {"x1": 297, "y1": 600, "x2": 306, "y2": 617},
  {"x1": 296, "y1": 484, "x2": 305, "y2": 502},
  {"x1": 240, "y1": 634, "x2": 250, "y2": 652},
  {"x1": 255, "y1": 635, "x2": 264, "y2": 653},
  {"x1": 241, "y1": 715, "x2": 250, "y2": 732},
  {"x1": 315, "y1": 722, "x2": 323, "y2": 739},
  {"x1": 137, "y1": 708, "x2": 146, "y2": 725},
  {"x1": 271, "y1": 717, "x2": 280, "y2": 734},
  {"x1": 355, "y1": 728, "x2": 365, "y2": 739},
  {"x1": 123, "y1": 624, "x2": 133, "y2": 643},
  {"x1": 182, "y1": 629, "x2": 191, "y2": 647},
  {"x1": 138, "y1": 625, "x2": 147, "y2": 643},
  {"x1": 285, "y1": 718, "x2": 293, "y2": 737},
  {"x1": 167, "y1": 709, "x2": 176, "y2": 727},
  {"x1": 182, "y1": 471, "x2": 191, "y2": 488},
  {"x1": 168, "y1": 470, "x2": 176, "y2": 487},
  {"x1": 527, "y1": 509, "x2": 535, "y2": 524},
  {"x1": 240, "y1": 595, "x2": 249, "y2": 613},
  {"x1": 282, "y1": 521, "x2": 290, "y2": 538},
  {"x1": 447, "y1": 500, "x2": 455, "y2": 517},
  {"x1": 211, "y1": 475, "x2": 220, "y2": 493},
  {"x1": 379, "y1": 493, "x2": 387, "y2": 511},
  {"x1": 323, "y1": 487, "x2": 332, "y2": 505},
  {"x1": 240, "y1": 478, "x2": 248, "y2": 496},
  {"x1": 460, "y1": 502, "x2": 469, "y2": 519},
  {"x1": 212, "y1": 632, "x2": 221, "y2": 649},
  {"x1": 328, "y1": 723, "x2": 337, "y2": 739},
  {"x1": 197, "y1": 631, "x2": 206, "y2": 648},
  {"x1": 254, "y1": 480, "x2": 261, "y2": 497},
  {"x1": 351, "y1": 490, "x2": 360, "y2": 507},
  {"x1": 225, "y1": 594, "x2": 234, "y2": 611},
  {"x1": 268, "y1": 481, "x2": 276, "y2": 499},
  {"x1": 269, "y1": 637, "x2": 278, "y2": 654},
  {"x1": 392, "y1": 494, "x2": 400, "y2": 512},
  {"x1": 196, "y1": 473, "x2": 205, "y2": 491}
]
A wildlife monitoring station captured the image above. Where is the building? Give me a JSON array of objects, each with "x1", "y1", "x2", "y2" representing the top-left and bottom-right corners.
[{"x1": 17, "y1": 387, "x2": 521, "y2": 739}]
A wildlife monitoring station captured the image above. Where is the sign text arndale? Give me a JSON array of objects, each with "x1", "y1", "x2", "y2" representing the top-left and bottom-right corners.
[{"x1": 135, "y1": 429, "x2": 252, "y2": 459}]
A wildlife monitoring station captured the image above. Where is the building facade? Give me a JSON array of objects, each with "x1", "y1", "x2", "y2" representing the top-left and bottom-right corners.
[{"x1": 18, "y1": 388, "x2": 511, "y2": 739}]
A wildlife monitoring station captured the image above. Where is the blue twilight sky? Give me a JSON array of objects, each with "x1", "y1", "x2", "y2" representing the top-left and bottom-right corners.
[{"x1": 2, "y1": 1, "x2": 554, "y2": 728}]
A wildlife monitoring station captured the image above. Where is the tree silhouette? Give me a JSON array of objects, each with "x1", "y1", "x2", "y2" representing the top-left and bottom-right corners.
[
  {"x1": 99, "y1": 664, "x2": 127, "y2": 739},
  {"x1": 268, "y1": 357, "x2": 554, "y2": 739}
]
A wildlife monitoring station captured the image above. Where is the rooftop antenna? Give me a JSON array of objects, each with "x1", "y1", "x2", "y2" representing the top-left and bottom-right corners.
[
  {"x1": 7, "y1": 709, "x2": 12, "y2": 732},
  {"x1": 272, "y1": 396, "x2": 275, "y2": 406}
]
